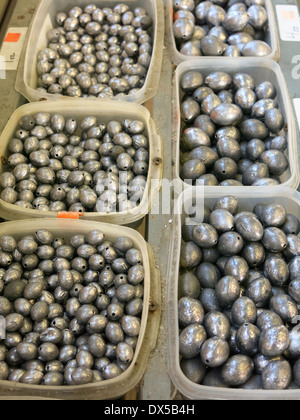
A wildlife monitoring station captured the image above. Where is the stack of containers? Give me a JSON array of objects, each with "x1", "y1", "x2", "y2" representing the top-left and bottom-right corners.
[
  {"x1": 0, "y1": 0, "x2": 165, "y2": 399},
  {"x1": 166, "y1": 0, "x2": 300, "y2": 400}
]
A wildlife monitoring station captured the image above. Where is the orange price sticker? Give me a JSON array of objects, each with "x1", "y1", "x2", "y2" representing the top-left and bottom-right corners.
[
  {"x1": 4, "y1": 33, "x2": 21, "y2": 43},
  {"x1": 170, "y1": 6, "x2": 174, "y2": 23},
  {"x1": 57, "y1": 212, "x2": 84, "y2": 220}
]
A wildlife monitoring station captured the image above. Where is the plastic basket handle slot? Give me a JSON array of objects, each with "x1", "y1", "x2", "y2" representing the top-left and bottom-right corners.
[{"x1": 57, "y1": 212, "x2": 84, "y2": 220}]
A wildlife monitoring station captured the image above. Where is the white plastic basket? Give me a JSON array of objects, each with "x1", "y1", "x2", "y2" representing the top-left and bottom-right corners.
[
  {"x1": 166, "y1": 0, "x2": 280, "y2": 65},
  {"x1": 15, "y1": 0, "x2": 164, "y2": 104},
  {"x1": 0, "y1": 218, "x2": 161, "y2": 400},
  {"x1": 173, "y1": 58, "x2": 300, "y2": 191},
  {"x1": 167, "y1": 186, "x2": 300, "y2": 400},
  {"x1": 0, "y1": 99, "x2": 163, "y2": 225}
]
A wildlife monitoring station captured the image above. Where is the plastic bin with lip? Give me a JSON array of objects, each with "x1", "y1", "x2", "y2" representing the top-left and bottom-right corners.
[
  {"x1": 166, "y1": 0, "x2": 280, "y2": 66},
  {"x1": 167, "y1": 186, "x2": 300, "y2": 400},
  {"x1": 173, "y1": 58, "x2": 299, "y2": 191},
  {"x1": 15, "y1": 0, "x2": 164, "y2": 104},
  {"x1": 0, "y1": 218, "x2": 161, "y2": 400},
  {"x1": 0, "y1": 99, "x2": 163, "y2": 226}
]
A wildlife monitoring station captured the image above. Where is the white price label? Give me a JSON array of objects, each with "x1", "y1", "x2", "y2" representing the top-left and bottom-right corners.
[
  {"x1": 294, "y1": 99, "x2": 300, "y2": 131},
  {"x1": 0, "y1": 27, "x2": 28, "y2": 71},
  {"x1": 276, "y1": 5, "x2": 300, "y2": 42}
]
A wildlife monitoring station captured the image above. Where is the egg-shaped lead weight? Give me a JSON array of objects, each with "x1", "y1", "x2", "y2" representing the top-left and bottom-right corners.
[
  {"x1": 221, "y1": 355, "x2": 254, "y2": 386},
  {"x1": 262, "y1": 361, "x2": 292, "y2": 390},
  {"x1": 179, "y1": 323, "x2": 207, "y2": 359}
]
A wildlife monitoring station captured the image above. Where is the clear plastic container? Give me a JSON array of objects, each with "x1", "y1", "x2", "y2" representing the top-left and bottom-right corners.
[
  {"x1": 15, "y1": 0, "x2": 164, "y2": 104},
  {"x1": 167, "y1": 186, "x2": 300, "y2": 400},
  {"x1": 0, "y1": 218, "x2": 161, "y2": 400},
  {"x1": 0, "y1": 99, "x2": 163, "y2": 225},
  {"x1": 166, "y1": 0, "x2": 280, "y2": 65},
  {"x1": 173, "y1": 58, "x2": 300, "y2": 191}
]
